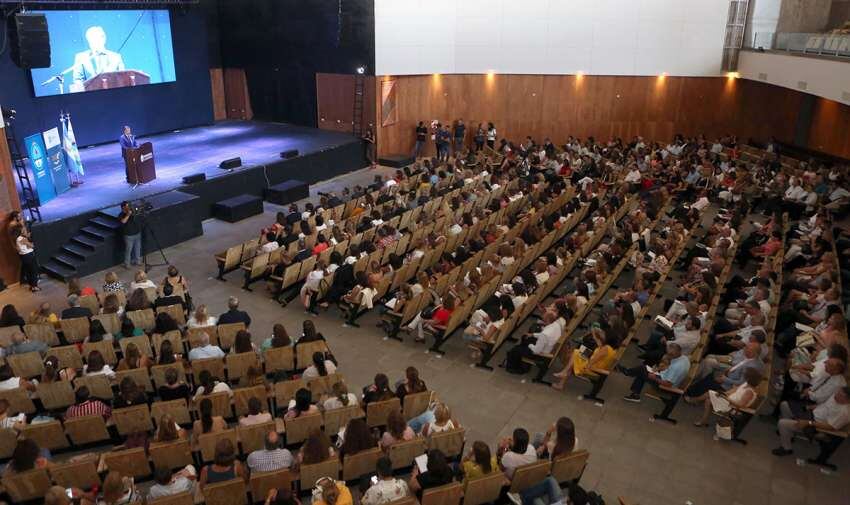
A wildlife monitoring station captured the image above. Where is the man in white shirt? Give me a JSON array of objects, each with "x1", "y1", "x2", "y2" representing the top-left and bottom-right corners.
[
  {"x1": 783, "y1": 179, "x2": 806, "y2": 202},
  {"x1": 260, "y1": 232, "x2": 279, "y2": 254},
  {"x1": 148, "y1": 466, "x2": 196, "y2": 500},
  {"x1": 774, "y1": 387, "x2": 850, "y2": 456},
  {"x1": 498, "y1": 428, "x2": 538, "y2": 480},
  {"x1": 187, "y1": 333, "x2": 225, "y2": 361}
]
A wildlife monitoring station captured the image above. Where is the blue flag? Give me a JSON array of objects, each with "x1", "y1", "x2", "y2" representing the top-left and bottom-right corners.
[{"x1": 61, "y1": 112, "x2": 85, "y2": 177}]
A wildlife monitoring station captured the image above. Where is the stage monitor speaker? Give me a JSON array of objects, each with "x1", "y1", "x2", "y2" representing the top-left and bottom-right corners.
[
  {"x1": 219, "y1": 157, "x2": 242, "y2": 170},
  {"x1": 280, "y1": 149, "x2": 299, "y2": 159},
  {"x1": 10, "y1": 13, "x2": 51, "y2": 69},
  {"x1": 182, "y1": 173, "x2": 206, "y2": 184}
]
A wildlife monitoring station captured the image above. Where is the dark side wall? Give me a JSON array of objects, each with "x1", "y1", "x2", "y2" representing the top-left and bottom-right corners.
[
  {"x1": 217, "y1": 0, "x2": 375, "y2": 127},
  {"x1": 0, "y1": 6, "x2": 214, "y2": 147}
]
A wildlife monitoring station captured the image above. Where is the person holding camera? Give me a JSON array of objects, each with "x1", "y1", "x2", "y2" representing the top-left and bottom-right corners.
[{"x1": 118, "y1": 201, "x2": 141, "y2": 268}]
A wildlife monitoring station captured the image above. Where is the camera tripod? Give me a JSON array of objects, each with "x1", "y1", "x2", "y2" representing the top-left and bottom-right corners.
[{"x1": 136, "y1": 209, "x2": 168, "y2": 273}]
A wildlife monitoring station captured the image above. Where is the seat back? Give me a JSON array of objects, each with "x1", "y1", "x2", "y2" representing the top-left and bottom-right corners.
[
  {"x1": 112, "y1": 403, "x2": 154, "y2": 435},
  {"x1": 78, "y1": 295, "x2": 101, "y2": 314},
  {"x1": 202, "y1": 478, "x2": 248, "y2": 505},
  {"x1": 82, "y1": 339, "x2": 118, "y2": 365},
  {"x1": 226, "y1": 351, "x2": 261, "y2": 381},
  {"x1": 119, "y1": 334, "x2": 154, "y2": 358},
  {"x1": 149, "y1": 439, "x2": 194, "y2": 470},
  {"x1": 92, "y1": 312, "x2": 121, "y2": 335},
  {"x1": 63, "y1": 414, "x2": 111, "y2": 445},
  {"x1": 157, "y1": 304, "x2": 187, "y2": 326},
  {"x1": 428, "y1": 427, "x2": 466, "y2": 459},
  {"x1": 299, "y1": 458, "x2": 340, "y2": 489},
  {"x1": 233, "y1": 385, "x2": 269, "y2": 417},
  {"x1": 23, "y1": 323, "x2": 59, "y2": 346},
  {"x1": 366, "y1": 397, "x2": 401, "y2": 428},
  {"x1": 102, "y1": 447, "x2": 152, "y2": 479},
  {"x1": 73, "y1": 374, "x2": 114, "y2": 400},
  {"x1": 191, "y1": 357, "x2": 226, "y2": 383},
  {"x1": 388, "y1": 437, "x2": 427, "y2": 470},
  {"x1": 508, "y1": 460, "x2": 551, "y2": 493},
  {"x1": 284, "y1": 413, "x2": 323, "y2": 445},
  {"x1": 59, "y1": 317, "x2": 90, "y2": 343},
  {"x1": 37, "y1": 381, "x2": 76, "y2": 411},
  {"x1": 237, "y1": 420, "x2": 276, "y2": 454},
  {"x1": 0, "y1": 387, "x2": 36, "y2": 414},
  {"x1": 47, "y1": 345, "x2": 84, "y2": 370},
  {"x1": 126, "y1": 308, "x2": 156, "y2": 332},
  {"x1": 463, "y1": 472, "x2": 508, "y2": 505},
  {"x1": 152, "y1": 330, "x2": 185, "y2": 357},
  {"x1": 151, "y1": 398, "x2": 192, "y2": 426},
  {"x1": 273, "y1": 378, "x2": 305, "y2": 408},
  {"x1": 421, "y1": 482, "x2": 463, "y2": 505},
  {"x1": 402, "y1": 390, "x2": 432, "y2": 420},
  {"x1": 295, "y1": 341, "x2": 329, "y2": 369},
  {"x1": 115, "y1": 367, "x2": 154, "y2": 393},
  {"x1": 7, "y1": 351, "x2": 44, "y2": 379},
  {"x1": 218, "y1": 323, "x2": 246, "y2": 351},
  {"x1": 49, "y1": 458, "x2": 101, "y2": 490},
  {"x1": 550, "y1": 449, "x2": 589, "y2": 484},
  {"x1": 143, "y1": 287, "x2": 159, "y2": 304},
  {"x1": 0, "y1": 427, "x2": 18, "y2": 459},
  {"x1": 194, "y1": 391, "x2": 232, "y2": 419},
  {"x1": 306, "y1": 373, "x2": 342, "y2": 397},
  {"x1": 150, "y1": 362, "x2": 188, "y2": 390},
  {"x1": 198, "y1": 429, "x2": 239, "y2": 462},
  {"x1": 341, "y1": 447, "x2": 382, "y2": 481},
  {"x1": 249, "y1": 469, "x2": 292, "y2": 503},
  {"x1": 0, "y1": 325, "x2": 20, "y2": 347},
  {"x1": 3, "y1": 468, "x2": 52, "y2": 502},
  {"x1": 187, "y1": 326, "x2": 219, "y2": 349},
  {"x1": 264, "y1": 346, "x2": 295, "y2": 374},
  {"x1": 148, "y1": 492, "x2": 194, "y2": 505},
  {"x1": 322, "y1": 404, "x2": 364, "y2": 435},
  {"x1": 20, "y1": 420, "x2": 69, "y2": 450}
]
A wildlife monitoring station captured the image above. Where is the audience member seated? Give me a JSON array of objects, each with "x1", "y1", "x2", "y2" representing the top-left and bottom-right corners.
[
  {"x1": 408, "y1": 449, "x2": 454, "y2": 498},
  {"x1": 379, "y1": 409, "x2": 416, "y2": 450},
  {"x1": 218, "y1": 296, "x2": 252, "y2": 328},
  {"x1": 193, "y1": 370, "x2": 233, "y2": 400},
  {"x1": 129, "y1": 270, "x2": 157, "y2": 292},
  {"x1": 188, "y1": 332, "x2": 225, "y2": 361},
  {"x1": 61, "y1": 294, "x2": 93, "y2": 319},
  {"x1": 149, "y1": 465, "x2": 197, "y2": 500},
  {"x1": 28, "y1": 302, "x2": 59, "y2": 327},
  {"x1": 187, "y1": 304, "x2": 217, "y2": 329},
  {"x1": 303, "y1": 351, "x2": 337, "y2": 379},
  {"x1": 693, "y1": 367, "x2": 762, "y2": 428},
  {"x1": 296, "y1": 429, "x2": 336, "y2": 467},
  {"x1": 6, "y1": 331, "x2": 48, "y2": 356},
  {"x1": 461, "y1": 441, "x2": 500, "y2": 487},
  {"x1": 773, "y1": 387, "x2": 850, "y2": 457},
  {"x1": 83, "y1": 350, "x2": 116, "y2": 379},
  {"x1": 192, "y1": 398, "x2": 227, "y2": 445},
  {"x1": 363, "y1": 373, "x2": 397, "y2": 405},
  {"x1": 65, "y1": 386, "x2": 111, "y2": 420},
  {"x1": 261, "y1": 323, "x2": 292, "y2": 351},
  {"x1": 3, "y1": 438, "x2": 51, "y2": 476},
  {"x1": 199, "y1": 439, "x2": 246, "y2": 488},
  {"x1": 338, "y1": 418, "x2": 378, "y2": 460},
  {"x1": 240, "y1": 397, "x2": 273, "y2": 426},
  {"x1": 154, "y1": 283, "x2": 186, "y2": 311},
  {"x1": 361, "y1": 456, "x2": 411, "y2": 505},
  {"x1": 551, "y1": 327, "x2": 619, "y2": 391},
  {"x1": 619, "y1": 343, "x2": 690, "y2": 403},
  {"x1": 103, "y1": 271, "x2": 125, "y2": 294},
  {"x1": 285, "y1": 388, "x2": 320, "y2": 419},
  {"x1": 246, "y1": 431, "x2": 293, "y2": 472},
  {"x1": 497, "y1": 428, "x2": 537, "y2": 480},
  {"x1": 125, "y1": 288, "x2": 152, "y2": 312},
  {"x1": 116, "y1": 342, "x2": 151, "y2": 370},
  {"x1": 313, "y1": 476, "x2": 353, "y2": 505}
]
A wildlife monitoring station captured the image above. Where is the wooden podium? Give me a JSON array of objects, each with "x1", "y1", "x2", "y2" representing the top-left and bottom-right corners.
[
  {"x1": 123, "y1": 142, "x2": 157, "y2": 185},
  {"x1": 83, "y1": 70, "x2": 151, "y2": 91}
]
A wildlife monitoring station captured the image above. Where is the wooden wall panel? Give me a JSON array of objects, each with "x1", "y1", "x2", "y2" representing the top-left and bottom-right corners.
[
  {"x1": 209, "y1": 68, "x2": 227, "y2": 121},
  {"x1": 373, "y1": 73, "x2": 849, "y2": 159},
  {"x1": 808, "y1": 97, "x2": 850, "y2": 159},
  {"x1": 0, "y1": 128, "x2": 22, "y2": 286},
  {"x1": 316, "y1": 73, "x2": 376, "y2": 135}
]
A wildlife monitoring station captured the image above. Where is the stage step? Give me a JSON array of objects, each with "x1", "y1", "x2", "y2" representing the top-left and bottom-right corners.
[
  {"x1": 80, "y1": 226, "x2": 113, "y2": 241},
  {"x1": 44, "y1": 260, "x2": 77, "y2": 280},
  {"x1": 54, "y1": 253, "x2": 83, "y2": 270},
  {"x1": 91, "y1": 215, "x2": 121, "y2": 230},
  {"x1": 70, "y1": 235, "x2": 100, "y2": 250},
  {"x1": 62, "y1": 243, "x2": 96, "y2": 260}
]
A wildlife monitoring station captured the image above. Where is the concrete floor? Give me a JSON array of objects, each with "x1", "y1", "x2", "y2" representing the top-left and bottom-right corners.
[{"x1": 2, "y1": 166, "x2": 848, "y2": 505}]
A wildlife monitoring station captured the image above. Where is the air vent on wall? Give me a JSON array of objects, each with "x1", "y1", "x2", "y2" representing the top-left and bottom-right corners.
[
  {"x1": 797, "y1": 81, "x2": 808, "y2": 90},
  {"x1": 842, "y1": 91, "x2": 850, "y2": 101},
  {"x1": 758, "y1": 72, "x2": 767, "y2": 80}
]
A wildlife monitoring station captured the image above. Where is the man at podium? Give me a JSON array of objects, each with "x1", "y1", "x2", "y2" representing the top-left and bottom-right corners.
[
  {"x1": 119, "y1": 126, "x2": 138, "y2": 150},
  {"x1": 71, "y1": 26, "x2": 125, "y2": 87}
]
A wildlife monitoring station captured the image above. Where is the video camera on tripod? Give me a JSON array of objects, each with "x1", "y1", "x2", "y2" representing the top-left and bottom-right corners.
[{"x1": 130, "y1": 199, "x2": 153, "y2": 215}]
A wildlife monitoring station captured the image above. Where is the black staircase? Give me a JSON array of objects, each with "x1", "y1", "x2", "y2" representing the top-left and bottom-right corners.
[
  {"x1": 352, "y1": 73, "x2": 365, "y2": 137},
  {"x1": 4, "y1": 119, "x2": 41, "y2": 222},
  {"x1": 43, "y1": 209, "x2": 122, "y2": 281}
]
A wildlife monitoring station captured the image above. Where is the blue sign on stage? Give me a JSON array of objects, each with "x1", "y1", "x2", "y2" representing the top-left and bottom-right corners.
[
  {"x1": 25, "y1": 133, "x2": 56, "y2": 205},
  {"x1": 43, "y1": 127, "x2": 70, "y2": 194}
]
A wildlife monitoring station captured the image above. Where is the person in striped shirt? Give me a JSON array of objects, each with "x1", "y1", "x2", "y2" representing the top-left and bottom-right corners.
[{"x1": 64, "y1": 386, "x2": 111, "y2": 420}]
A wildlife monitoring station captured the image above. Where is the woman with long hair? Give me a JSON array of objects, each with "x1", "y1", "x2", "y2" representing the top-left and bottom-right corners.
[
  {"x1": 408, "y1": 449, "x2": 453, "y2": 497},
  {"x1": 192, "y1": 398, "x2": 226, "y2": 445},
  {"x1": 284, "y1": 388, "x2": 319, "y2": 419},
  {"x1": 101, "y1": 293, "x2": 123, "y2": 317},
  {"x1": 395, "y1": 366, "x2": 427, "y2": 402},
  {"x1": 199, "y1": 439, "x2": 245, "y2": 489},
  {"x1": 84, "y1": 319, "x2": 112, "y2": 343},
  {"x1": 323, "y1": 382, "x2": 358, "y2": 410},
  {"x1": 261, "y1": 323, "x2": 291, "y2": 351},
  {"x1": 302, "y1": 351, "x2": 336, "y2": 379},
  {"x1": 338, "y1": 418, "x2": 377, "y2": 460},
  {"x1": 232, "y1": 330, "x2": 255, "y2": 354},
  {"x1": 125, "y1": 288, "x2": 151, "y2": 312},
  {"x1": 117, "y1": 342, "x2": 150, "y2": 371},
  {"x1": 379, "y1": 409, "x2": 415, "y2": 450},
  {"x1": 461, "y1": 441, "x2": 498, "y2": 486},
  {"x1": 298, "y1": 429, "x2": 335, "y2": 466},
  {"x1": 188, "y1": 304, "x2": 216, "y2": 329},
  {"x1": 363, "y1": 373, "x2": 396, "y2": 405}
]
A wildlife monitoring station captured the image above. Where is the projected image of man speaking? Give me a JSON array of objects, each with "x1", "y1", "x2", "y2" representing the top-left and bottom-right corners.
[{"x1": 71, "y1": 26, "x2": 126, "y2": 88}]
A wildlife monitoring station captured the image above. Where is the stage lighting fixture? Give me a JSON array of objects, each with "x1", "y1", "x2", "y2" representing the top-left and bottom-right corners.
[{"x1": 356, "y1": 66, "x2": 366, "y2": 74}]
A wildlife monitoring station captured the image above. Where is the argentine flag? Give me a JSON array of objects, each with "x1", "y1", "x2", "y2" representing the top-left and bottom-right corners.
[{"x1": 61, "y1": 112, "x2": 85, "y2": 177}]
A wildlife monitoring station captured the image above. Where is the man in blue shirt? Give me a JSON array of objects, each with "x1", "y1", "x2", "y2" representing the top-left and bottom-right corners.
[{"x1": 619, "y1": 343, "x2": 690, "y2": 402}]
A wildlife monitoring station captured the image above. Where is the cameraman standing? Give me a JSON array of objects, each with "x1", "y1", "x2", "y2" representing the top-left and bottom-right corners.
[{"x1": 118, "y1": 201, "x2": 142, "y2": 268}]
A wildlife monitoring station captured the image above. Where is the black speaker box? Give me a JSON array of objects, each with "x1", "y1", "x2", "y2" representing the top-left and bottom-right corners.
[
  {"x1": 219, "y1": 157, "x2": 242, "y2": 170},
  {"x1": 182, "y1": 173, "x2": 206, "y2": 184},
  {"x1": 10, "y1": 13, "x2": 51, "y2": 69},
  {"x1": 213, "y1": 194, "x2": 263, "y2": 223},
  {"x1": 280, "y1": 149, "x2": 299, "y2": 159}
]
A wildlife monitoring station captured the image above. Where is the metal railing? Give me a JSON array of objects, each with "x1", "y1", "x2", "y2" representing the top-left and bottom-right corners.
[{"x1": 763, "y1": 32, "x2": 850, "y2": 58}]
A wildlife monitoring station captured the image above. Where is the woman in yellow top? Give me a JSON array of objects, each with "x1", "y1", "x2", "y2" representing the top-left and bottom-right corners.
[
  {"x1": 460, "y1": 441, "x2": 502, "y2": 488},
  {"x1": 312, "y1": 477, "x2": 353, "y2": 505},
  {"x1": 551, "y1": 328, "x2": 619, "y2": 391}
]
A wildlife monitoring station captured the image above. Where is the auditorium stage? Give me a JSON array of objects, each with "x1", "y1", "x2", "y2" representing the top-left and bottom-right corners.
[
  {"x1": 30, "y1": 120, "x2": 366, "y2": 279},
  {"x1": 36, "y1": 120, "x2": 364, "y2": 222}
]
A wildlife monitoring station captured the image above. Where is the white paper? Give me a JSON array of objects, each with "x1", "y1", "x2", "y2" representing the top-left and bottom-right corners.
[{"x1": 415, "y1": 454, "x2": 429, "y2": 473}]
